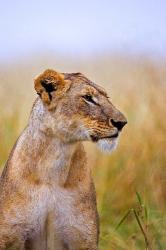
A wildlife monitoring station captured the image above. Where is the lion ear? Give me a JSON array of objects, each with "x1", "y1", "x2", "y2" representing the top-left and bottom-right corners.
[{"x1": 34, "y1": 69, "x2": 69, "y2": 106}]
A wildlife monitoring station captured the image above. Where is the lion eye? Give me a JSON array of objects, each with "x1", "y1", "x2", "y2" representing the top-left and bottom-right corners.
[{"x1": 82, "y1": 95, "x2": 97, "y2": 105}]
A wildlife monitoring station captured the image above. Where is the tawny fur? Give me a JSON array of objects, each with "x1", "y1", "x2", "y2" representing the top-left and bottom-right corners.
[{"x1": 0, "y1": 69, "x2": 127, "y2": 250}]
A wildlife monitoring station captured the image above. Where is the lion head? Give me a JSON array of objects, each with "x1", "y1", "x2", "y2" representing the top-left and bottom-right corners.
[{"x1": 33, "y1": 69, "x2": 127, "y2": 153}]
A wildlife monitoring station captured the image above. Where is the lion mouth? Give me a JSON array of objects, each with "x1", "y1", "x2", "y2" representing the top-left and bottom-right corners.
[
  {"x1": 90, "y1": 132, "x2": 119, "y2": 142},
  {"x1": 104, "y1": 132, "x2": 119, "y2": 139}
]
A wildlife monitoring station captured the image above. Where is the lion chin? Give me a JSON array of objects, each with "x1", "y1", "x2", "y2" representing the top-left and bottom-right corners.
[{"x1": 97, "y1": 137, "x2": 119, "y2": 153}]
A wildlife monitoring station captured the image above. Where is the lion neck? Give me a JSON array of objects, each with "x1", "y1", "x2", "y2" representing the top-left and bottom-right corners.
[{"x1": 9, "y1": 103, "x2": 88, "y2": 187}]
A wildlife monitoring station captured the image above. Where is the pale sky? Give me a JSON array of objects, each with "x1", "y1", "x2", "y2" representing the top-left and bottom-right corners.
[{"x1": 1, "y1": 0, "x2": 166, "y2": 61}]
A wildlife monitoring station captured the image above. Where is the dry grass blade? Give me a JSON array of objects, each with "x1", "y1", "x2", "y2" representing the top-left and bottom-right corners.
[
  {"x1": 135, "y1": 191, "x2": 142, "y2": 206},
  {"x1": 133, "y1": 209, "x2": 153, "y2": 250},
  {"x1": 116, "y1": 209, "x2": 132, "y2": 230}
]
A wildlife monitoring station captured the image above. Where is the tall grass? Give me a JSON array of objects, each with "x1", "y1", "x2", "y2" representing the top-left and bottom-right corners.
[{"x1": 0, "y1": 56, "x2": 165, "y2": 249}]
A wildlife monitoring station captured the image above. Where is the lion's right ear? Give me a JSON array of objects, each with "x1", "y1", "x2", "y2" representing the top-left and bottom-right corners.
[{"x1": 34, "y1": 69, "x2": 70, "y2": 108}]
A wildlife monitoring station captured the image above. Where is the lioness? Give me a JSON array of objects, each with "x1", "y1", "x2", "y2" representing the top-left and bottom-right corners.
[{"x1": 0, "y1": 69, "x2": 127, "y2": 250}]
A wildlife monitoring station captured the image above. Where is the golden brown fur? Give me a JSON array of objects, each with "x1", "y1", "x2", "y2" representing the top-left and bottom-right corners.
[{"x1": 0, "y1": 69, "x2": 127, "y2": 249}]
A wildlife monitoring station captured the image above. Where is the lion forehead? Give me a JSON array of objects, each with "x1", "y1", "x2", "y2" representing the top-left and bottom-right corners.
[{"x1": 64, "y1": 72, "x2": 108, "y2": 97}]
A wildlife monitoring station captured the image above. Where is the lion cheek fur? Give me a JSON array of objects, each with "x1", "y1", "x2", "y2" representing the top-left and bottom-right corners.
[{"x1": 97, "y1": 138, "x2": 119, "y2": 153}]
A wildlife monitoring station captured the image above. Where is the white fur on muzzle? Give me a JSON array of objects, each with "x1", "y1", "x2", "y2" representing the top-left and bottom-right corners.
[{"x1": 97, "y1": 137, "x2": 119, "y2": 153}]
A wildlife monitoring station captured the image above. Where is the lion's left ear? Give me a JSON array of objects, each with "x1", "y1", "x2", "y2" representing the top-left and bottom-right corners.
[{"x1": 34, "y1": 69, "x2": 70, "y2": 109}]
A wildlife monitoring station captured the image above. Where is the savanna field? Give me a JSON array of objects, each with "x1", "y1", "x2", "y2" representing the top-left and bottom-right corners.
[{"x1": 0, "y1": 55, "x2": 165, "y2": 249}]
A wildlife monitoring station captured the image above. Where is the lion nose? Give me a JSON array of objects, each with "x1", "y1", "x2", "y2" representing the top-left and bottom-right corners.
[{"x1": 109, "y1": 118, "x2": 127, "y2": 131}]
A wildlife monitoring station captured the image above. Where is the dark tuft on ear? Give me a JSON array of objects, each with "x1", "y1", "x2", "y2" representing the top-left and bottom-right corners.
[
  {"x1": 40, "y1": 79, "x2": 56, "y2": 101},
  {"x1": 41, "y1": 79, "x2": 56, "y2": 92}
]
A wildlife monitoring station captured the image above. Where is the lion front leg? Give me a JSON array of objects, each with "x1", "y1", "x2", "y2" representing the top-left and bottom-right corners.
[
  {"x1": 24, "y1": 212, "x2": 67, "y2": 250},
  {"x1": 56, "y1": 204, "x2": 99, "y2": 250},
  {"x1": 0, "y1": 234, "x2": 24, "y2": 250}
]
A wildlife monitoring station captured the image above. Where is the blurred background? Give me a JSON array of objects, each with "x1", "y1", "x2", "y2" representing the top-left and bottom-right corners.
[{"x1": 0, "y1": 0, "x2": 166, "y2": 249}]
